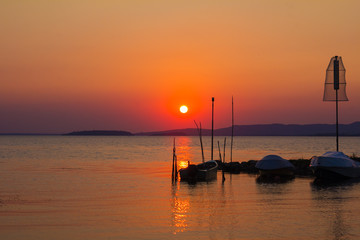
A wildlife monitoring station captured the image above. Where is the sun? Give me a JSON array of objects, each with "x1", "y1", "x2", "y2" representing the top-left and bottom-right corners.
[{"x1": 180, "y1": 105, "x2": 188, "y2": 114}]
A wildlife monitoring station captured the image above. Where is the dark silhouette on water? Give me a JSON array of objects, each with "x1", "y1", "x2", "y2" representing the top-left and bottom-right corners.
[
  {"x1": 136, "y1": 122, "x2": 360, "y2": 136},
  {"x1": 65, "y1": 130, "x2": 133, "y2": 136}
]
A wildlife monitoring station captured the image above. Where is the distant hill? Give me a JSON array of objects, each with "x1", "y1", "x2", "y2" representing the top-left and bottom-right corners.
[
  {"x1": 136, "y1": 122, "x2": 360, "y2": 136},
  {"x1": 5, "y1": 122, "x2": 360, "y2": 136},
  {"x1": 65, "y1": 130, "x2": 133, "y2": 136}
]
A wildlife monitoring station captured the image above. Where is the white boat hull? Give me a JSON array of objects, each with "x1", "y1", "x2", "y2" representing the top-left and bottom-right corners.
[
  {"x1": 310, "y1": 152, "x2": 360, "y2": 179},
  {"x1": 256, "y1": 155, "x2": 295, "y2": 178},
  {"x1": 311, "y1": 166, "x2": 360, "y2": 179}
]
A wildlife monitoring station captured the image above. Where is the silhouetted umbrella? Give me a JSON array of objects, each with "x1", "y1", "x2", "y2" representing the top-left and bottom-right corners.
[{"x1": 323, "y1": 56, "x2": 349, "y2": 151}]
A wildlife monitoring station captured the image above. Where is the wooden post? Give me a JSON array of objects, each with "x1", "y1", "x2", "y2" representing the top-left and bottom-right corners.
[
  {"x1": 222, "y1": 138, "x2": 226, "y2": 182},
  {"x1": 172, "y1": 138, "x2": 178, "y2": 182},
  {"x1": 217, "y1": 141, "x2": 222, "y2": 162},
  {"x1": 172, "y1": 138, "x2": 175, "y2": 182},
  {"x1": 223, "y1": 137, "x2": 226, "y2": 163},
  {"x1": 200, "y1": 122, "x2": 205, "y2": 162},
  {"x1": 174, "y1": 153, "x2": 178, "y2": 181},
  {"x1": 194, "y1": 120, "x2": 205, "y2": 163}
]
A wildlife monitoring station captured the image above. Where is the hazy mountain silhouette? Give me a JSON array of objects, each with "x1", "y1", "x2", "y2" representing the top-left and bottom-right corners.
[
  {"x1": 4, "y1": 122, "x2": 360, "y2": 136},
  {"x1": 136, "y1": 122, "x2": 360, "y2": 136},
  {"x1": 65, "y1": 130, "x2": 133, "y2": 136}
]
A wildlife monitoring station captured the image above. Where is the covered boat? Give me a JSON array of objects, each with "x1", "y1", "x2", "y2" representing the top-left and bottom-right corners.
[
  {"x1": 310, "y1": 151, "x2": 360, "y2": 179},
  {"x1": 179, "y1": 160, "x2": 218, "y2": 182},
  {"x1": 256, "y1": 155, "x2": 295, "y2": 177}
]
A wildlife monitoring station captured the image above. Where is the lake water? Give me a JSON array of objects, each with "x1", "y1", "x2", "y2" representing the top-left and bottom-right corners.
[{"x1": 1, "y1": 136, "x2": 360, "y2": 240}]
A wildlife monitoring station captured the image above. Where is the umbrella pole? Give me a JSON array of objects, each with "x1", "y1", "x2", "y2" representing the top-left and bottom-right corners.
[{"x1": 336, "y1": 89, "x2": 339, "y2": 152}]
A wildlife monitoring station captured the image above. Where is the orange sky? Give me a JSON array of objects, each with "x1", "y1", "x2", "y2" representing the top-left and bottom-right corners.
[{"x1": 1, "y1": 1, "x2": 360, "y2": 133}]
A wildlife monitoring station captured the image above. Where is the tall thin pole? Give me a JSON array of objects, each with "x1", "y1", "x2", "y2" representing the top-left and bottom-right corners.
[
  {"x1": 334, "y1": 56, "x2": 339, "y2": 152},
  {"x1": 211, "y1": 97, "x2": 214, "y2": 160},
  {"x1": 200, "y1": 123, "x2": 205, "y2": 162},
  {"x1": 336, "y1": 90, "x2": 339, "y2": 152},
  {"x1": 222, "y1": 137, "x2": 226, "y2": 182},
  {"x1": 217, "y1": 141, "x2": 222, "y2": 162},
  {"x1": 223, "y1": 137, "x2": 226, "y2": 163},
  {"x1": 231, "y1": 96, "x2": 234, "y2": 162},
  {"x1": 174, "y1": 154, "x2": 178, "y2": 181},
  {"x1": 172, "y1": 138, "x2": 175, "y2": 182},
  {"x1": 194, "y1": 120, "x2": 205, "y2": 163}
]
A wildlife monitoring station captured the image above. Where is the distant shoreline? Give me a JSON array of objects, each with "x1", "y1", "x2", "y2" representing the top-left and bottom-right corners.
[
  {"x1": 1, "y1": 121, "x2": 360, "y2": 136},
  {"x1": 1, "y1": 134, "x2": 360, "y2": 137},
  {"x1": 64, "y1": 130, "x2": 133, "y2": 136}
]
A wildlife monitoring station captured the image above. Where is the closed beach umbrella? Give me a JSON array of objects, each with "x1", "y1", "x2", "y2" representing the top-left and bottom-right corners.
[
  {"x1": 323, "y1": 56, "x2": 348, "y2": 101},
  {"x1": 323, "y1": 56, "x2": 349, "y2": 152}
]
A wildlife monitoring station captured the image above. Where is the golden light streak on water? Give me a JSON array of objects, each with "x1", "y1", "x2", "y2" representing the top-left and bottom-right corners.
[
  {"x1": 178, "y1": 160, "x2": 188, "y2": 170},
  {"x1": 171, "y1": 190, "x2": 190, "y2": 234}
]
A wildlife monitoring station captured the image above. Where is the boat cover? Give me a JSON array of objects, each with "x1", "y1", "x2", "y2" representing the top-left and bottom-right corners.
[
  {"x1": 310, "y1": 151, "x2": 360, "y2": 168},
  {"x1": 255, "y1": 155, "x2": 295, "y2": 170}
]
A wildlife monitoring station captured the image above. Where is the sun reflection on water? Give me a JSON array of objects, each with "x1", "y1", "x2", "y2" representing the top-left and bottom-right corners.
[
  {"x1": 178, "y1": 160, "x2": 188, "y2": 170},
  {"x1": 171, "y1": 137, "x2": 194, "y2": 233},
  {"x1": 175, "y1": 137, "x2": 194, "y2": 170},
  {"x1": 171, "y1": 185, "x2": 190, "y2": 234}
]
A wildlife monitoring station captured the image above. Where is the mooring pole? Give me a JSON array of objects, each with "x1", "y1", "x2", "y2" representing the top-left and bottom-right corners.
[
  {"x1": 222, "y1": 138, "x2": 226, "y2": 182},
  {"x1": 174, "y1": 153, "x2": 178, "y2": 181},
  {"x1": 172, "y1": 138, "x2": 178, "y2": 182},
  {"x1": 211, "y1": 97, "x2": 214, "y2": 160},
  {"x1": 217, "y1": 141, "x2": 222, "y2": 162},
  {"x1": 231, "y1": 96, "x2": 234, "y2": 162},
  {"x1": 200, "y1": 122, "x2": 205, "y2": 162},
  {"x1": 223, "y1": 137, "x2": 226, "y2": 163},
  {"x1": 194, "y1": 120, "x2": 205, "y2": 163},
  {"x1": 172, "y1": 138, "x2": 175, "y2": 182}
]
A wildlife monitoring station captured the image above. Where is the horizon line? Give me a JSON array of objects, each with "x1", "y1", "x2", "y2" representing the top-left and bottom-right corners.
[{"x1": 1, "y1": 121, "x2": 359, "y2": 135}]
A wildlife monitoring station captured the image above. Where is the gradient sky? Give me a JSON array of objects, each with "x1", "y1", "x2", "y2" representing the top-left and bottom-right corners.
[{"x1": 1, "y1": 0, "x2": 360, "y2": 133}]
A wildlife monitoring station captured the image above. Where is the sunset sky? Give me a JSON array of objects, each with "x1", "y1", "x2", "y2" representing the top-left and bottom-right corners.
[{"x1": 1, "y1": 1, "x2": 360, "y2": 133}]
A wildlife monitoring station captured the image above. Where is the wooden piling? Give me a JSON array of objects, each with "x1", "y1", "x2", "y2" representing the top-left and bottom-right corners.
[
  {"x1": 217, "y1": 141, "x2": 222, "y2": 162},
  {"x1": 223, "y1": 137, "x2": 226, "y2": 163},
  {"x1": 222, "y1": 138, "x2": 226, "y2": 182},
  {"x1": 174, "y1": 153, "x2": 178, "y2": 181},
  {"x1": 172, "y1": 138, "x2": 177, "y2": 182},
  {"x1": 194, "y1": 120, "x2": 205, "y2": 163},
  {"x1": 172, "y1": 140, "x2": 175, "y2": 182}
]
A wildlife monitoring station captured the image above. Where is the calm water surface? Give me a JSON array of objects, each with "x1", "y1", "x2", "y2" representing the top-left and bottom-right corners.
[{"x1": 1, "y1": 136, "x2": 360, "y2": 240}]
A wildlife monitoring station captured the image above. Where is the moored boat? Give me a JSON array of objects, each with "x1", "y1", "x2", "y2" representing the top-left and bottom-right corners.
[
  {"x1": 256, "y1": 155, "x2": 295, "y2": 177},
  {"x1": 179, "y1": 160, "x2": 218, "y2": 182},
  {"x1": 310, "y1": 151, "x2": 360, "y2": 180}
]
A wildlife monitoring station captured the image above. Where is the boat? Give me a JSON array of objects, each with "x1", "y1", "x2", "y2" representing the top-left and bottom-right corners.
[
  {"x1": 255, "y1": 155, "x2": 295, "y2": 177},
  {"x1": 310, "y1": 151, "x2": 360, "y2": 180},
  {"x1": 179, "y1": 160, "x2": 218, "y2": 182}
]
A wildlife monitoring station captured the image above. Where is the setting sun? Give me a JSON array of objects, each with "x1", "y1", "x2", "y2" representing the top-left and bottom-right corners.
[{"x1": 180, "y1": 105, "x2": 188, "y2": 114}]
